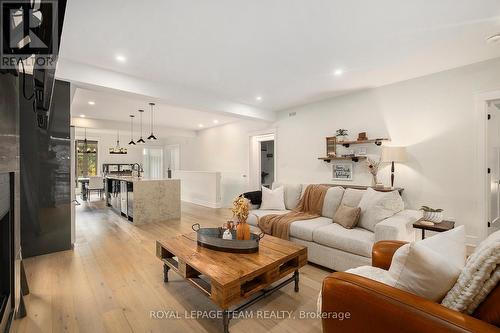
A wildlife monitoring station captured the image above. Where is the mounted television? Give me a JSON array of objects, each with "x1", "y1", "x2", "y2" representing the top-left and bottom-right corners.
[{"x1": 0, "y1": 0, "x2": 67, "y2": 129}]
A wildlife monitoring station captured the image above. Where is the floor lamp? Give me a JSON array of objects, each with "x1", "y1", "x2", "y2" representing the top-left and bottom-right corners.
[{"x1": 381, "y1": 146, "x2": 407, "y2": 188}]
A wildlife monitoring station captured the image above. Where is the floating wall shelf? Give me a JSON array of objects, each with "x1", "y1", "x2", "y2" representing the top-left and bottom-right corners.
[
  {"x1": 337, "y1": 138, "x2": 390, "y2": 148},
  {"x1": 318, "y1": 156, "x2": 367, "y2": 163}
]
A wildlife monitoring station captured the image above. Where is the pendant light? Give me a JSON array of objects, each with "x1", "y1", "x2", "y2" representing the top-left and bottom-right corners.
[
  {"x1": 84, "y1": 127, "x2": 92, "y2": 153},
  {"x1": 109, "y1": 129, "x2": 127, "y2": 154},
  {"x1": 128, "y1": 115, "x2": 136, "y2": 145},
  {"x1": 147, "y1": 102, "x2": 157, "y2": 140},
  {"x1": 137, "y1": 109, "x2": 145, "y2": 144}
]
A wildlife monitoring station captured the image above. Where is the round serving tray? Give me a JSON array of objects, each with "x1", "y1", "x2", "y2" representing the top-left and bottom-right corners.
[{"x1": 192, "y1": 223, "x2": 264, "y2": 253}]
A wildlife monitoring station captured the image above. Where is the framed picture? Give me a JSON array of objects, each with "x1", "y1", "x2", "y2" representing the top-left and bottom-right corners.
[
  {"x1": 332, "y1": 162, "x2": 353, "y2": 181},
  {"x1": 326, "y1": 136, "x2": 337, "y2": 156}
]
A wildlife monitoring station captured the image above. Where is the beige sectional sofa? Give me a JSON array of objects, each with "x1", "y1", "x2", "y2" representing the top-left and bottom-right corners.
[{"x1": 247, "y1": 183, "x2": 421, "y2": 271}]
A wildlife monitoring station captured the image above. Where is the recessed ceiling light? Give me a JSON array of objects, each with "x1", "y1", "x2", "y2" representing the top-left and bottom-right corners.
[
  {"x1": 213, "y1": 119, "x2": 219, "y2": 124},
  {"x1": 486, "y1": 34, "x2": 500, "y2": 44},
  {"x1": 198, "y1": 124, "x2": 204, "y2": 128},
  {"x1": 334, "y1": 69, "x2": 343, "y2": 76},
  {"x1": 115, "y1": 54, "x2": 127, "y2": 63},
  {"x1": 88, "y1": 101, "x2": 95, "y2": 105},
  {"x1": 256, "y1": 96, "x2": 262, "y2": 101},
  {"x1": 80, "y1": 114, "x2": 86, "y2": 118}
]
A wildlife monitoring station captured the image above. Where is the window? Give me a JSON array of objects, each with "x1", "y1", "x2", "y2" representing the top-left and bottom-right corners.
[
  {"x1": 76, "y1": 140, "x2": 98, "y2": 178},
  {"x1": 143, "y1": 148, "x2": 164, "y2": 179}
]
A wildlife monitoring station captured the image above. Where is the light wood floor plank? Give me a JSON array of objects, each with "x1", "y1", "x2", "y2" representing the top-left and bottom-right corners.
[{"x1": 12, "y1": 201, "x2": 330, "y2": 333}]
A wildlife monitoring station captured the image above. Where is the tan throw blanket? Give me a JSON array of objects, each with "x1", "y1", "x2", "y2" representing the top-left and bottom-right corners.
[{"x1": 258, "y1": 184, "x2": 328, "y2": 240}]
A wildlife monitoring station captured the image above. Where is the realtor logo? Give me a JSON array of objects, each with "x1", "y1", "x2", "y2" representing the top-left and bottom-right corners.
[{"x1": 1, "y1": 0, "x2": 59, "y2": 69}]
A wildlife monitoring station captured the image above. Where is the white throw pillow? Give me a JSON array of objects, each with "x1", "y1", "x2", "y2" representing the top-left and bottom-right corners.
[
  {"x1": 388, "y1": 226, "x2": 465, "y2": 301},
  {"x1": 260, "y1": 186, "x2": 286, "y2": 210},
  {"x1": 357, "y1": 188, "x2": 404, "y2": 231}
]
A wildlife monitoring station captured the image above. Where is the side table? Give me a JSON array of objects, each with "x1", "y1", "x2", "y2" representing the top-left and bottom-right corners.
[{"x1": 412, "y1": 218, "x2": 455, "y2": 239}]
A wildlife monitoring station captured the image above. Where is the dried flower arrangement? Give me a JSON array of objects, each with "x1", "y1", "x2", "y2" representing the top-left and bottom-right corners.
[
  {"x1": 365, "y1": 157, "x2": 381, "y2": 186},
  {"x1": 232, "y1": 196, "x2": 251, "y2": 240},
  {"x1": 232, "y1": 196, "x2": 250, "y2": 223}
]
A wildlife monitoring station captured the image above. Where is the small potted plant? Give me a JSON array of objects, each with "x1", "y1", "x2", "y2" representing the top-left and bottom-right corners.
[
  {"x1": 420, "y1": 206, "x2": 444, "y2": 223},
  {"x1": 336, "y1": 129, "x2": 348, "y2": 142}
]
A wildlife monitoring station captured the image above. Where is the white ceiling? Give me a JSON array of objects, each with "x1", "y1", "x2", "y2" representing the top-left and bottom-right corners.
[
  {"x1": 71, "y1": 88, "x2": 239, "y2": 131},
  {"x1": 59, "y1": 0, "x2": 500, "y2": 112}
]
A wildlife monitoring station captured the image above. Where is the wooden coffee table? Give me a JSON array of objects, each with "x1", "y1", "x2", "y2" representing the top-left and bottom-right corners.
[{"x1": 156, "y1": 232, "x2": 307, "y2": 333}]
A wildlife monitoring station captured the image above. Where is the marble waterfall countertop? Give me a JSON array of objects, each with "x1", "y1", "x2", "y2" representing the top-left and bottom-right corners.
[{"x1": 105, "y1": 176, "x2": 181, "y2": 224}]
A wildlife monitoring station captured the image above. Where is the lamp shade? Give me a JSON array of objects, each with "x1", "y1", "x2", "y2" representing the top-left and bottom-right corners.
[{"x1": 381, "y1": 146, "x2": 407, "y2": 163}]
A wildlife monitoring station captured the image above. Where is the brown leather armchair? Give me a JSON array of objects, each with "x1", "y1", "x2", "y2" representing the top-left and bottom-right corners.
[{"x1": 321, "y1": 241, "x2": 500, "y2": 333}]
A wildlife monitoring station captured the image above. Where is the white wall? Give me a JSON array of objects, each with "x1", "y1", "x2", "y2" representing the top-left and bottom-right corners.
[
  {"x1": 172, "y1": 170, "x2": 221, "y2": 208},
  {"x1": 274, "y1": 57, "x2": 500, "y2": 245},
  {"x1": 167, "y1": 120, "x2": 270, "y2": 206}
]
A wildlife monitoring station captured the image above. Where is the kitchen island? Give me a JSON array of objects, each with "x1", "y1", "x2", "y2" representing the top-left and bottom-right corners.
[{"x1": 105, "y1": 176, "x2": 181, "y2": 224}]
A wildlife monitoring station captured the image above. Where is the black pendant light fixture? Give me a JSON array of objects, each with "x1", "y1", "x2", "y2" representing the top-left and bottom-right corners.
[
  {"x1": 147, "y1": 102, "x2": 157, "y2": 140},
  {"x1": 137, "y1": 109, "x2": 145, "y2": 144},
  {"x1": 128, "y1": 114, "x2": 136, "y2": 145}
]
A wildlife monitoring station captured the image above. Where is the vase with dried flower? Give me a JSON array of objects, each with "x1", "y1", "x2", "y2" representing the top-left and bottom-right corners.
[
  {"x1": 365, "y1": 157, "x2": 381, "y2": 187},
  {"x1": 232, "y1": 196, "x2": 251, "y2": 240}
]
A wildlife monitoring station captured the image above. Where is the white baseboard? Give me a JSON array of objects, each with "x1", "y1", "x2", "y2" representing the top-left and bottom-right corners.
[{"x1": 181, "y1": 196, "x2": 221, "y2": 208}]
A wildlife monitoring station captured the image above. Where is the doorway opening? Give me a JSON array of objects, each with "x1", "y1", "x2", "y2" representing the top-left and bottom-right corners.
[
  {"x1": 260, "y1": 141, "x2": 274, "y2": 188},
  {"x1": 249, "y1": 132, "x2": 276, "y2": 190}
]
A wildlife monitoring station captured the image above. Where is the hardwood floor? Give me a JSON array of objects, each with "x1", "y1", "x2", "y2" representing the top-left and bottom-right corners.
[{"x1": 12, "y1": 200, "x2": 330, "y2": 333}]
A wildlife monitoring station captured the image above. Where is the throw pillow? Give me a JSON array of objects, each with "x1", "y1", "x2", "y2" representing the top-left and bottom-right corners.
[
  {"x1": 388, "y1": 226, "x2": 465, "y2": 301},
  {"x1": 340, "y1": 188, "x2": 365, "y2": 207},
  {"x1": 333, "y1": 204, "x2": 361, "y2": 229},
  {"x1": 321, "y1": 186, "x2": 345, "y2": 219},
  {"x1": 273, "y1": 183, "x2": 302, "y2": 210},
  {"x1": 357, "y1": 188, "x2": 404, "y2": 232},
  {"x1": 260, "y1": 186, "x2": 286, "y2": 210}
]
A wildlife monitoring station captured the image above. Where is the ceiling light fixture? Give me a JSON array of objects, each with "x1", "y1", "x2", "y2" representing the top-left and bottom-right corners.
[
  {"x1": 137, "y1": 109, "x2": 145, "y2": 144},
  {"x1": 486, "y1": 34, "x2": 500, "y2": 44},
  {"x1": 334, "y1": 69, "x2": 343, "y2": 76},
  {"x1": 128, "y1": 115, "x2": 136, "y2": 145},
  {"x1": 109, "y1": 129, "x2": 127, "y2": 154},
  {"x1": 77, "y1": 127, "x2": 96, "y2": 154},
  {"x1": 198, "y1": 124, "x2": 204, "y2": 128},
  {"x1": 213, "y1": 119, "x2": 219, "y2": 124},
  {"x1": 115, "y1": 54, "x2": 127, "y2": 63},
  {"x1": 88, "y1": 101, "x2": 95, "y2": 105},
  {"x1": 147, "y1": 102, "x2": 157, "y2": 140},
  {"x1": 256, "y1": 96, "x2": 262, "y2": 101},
  {"x1": 79, "y1": 114, "x2": 86, "y2": 118}
]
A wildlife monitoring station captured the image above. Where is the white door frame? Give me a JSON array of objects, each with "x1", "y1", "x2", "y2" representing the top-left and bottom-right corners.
[
  {"x1": 249, "y1": 129, "x2": 277, "y2": 190},
  {"x1": 475, "y1": 89, "x2": 500, "y2": 241}
]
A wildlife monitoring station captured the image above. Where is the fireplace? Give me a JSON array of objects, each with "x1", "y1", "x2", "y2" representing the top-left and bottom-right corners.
[{"x1": 0, "y1": 173, "x2": 13, "y2": 332}]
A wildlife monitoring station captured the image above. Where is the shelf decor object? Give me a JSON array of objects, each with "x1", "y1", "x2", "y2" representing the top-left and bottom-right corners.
[
  {"x1": 128, "y1": 115, "x2": 136, "y2": 145},
  {"x1": 137, "y1": 109, "x2": 146, "y2": 144},
  {"x1": 147, "y1": 102, "x2": 158, "y2": 140},
  {"x1": 109, "y1": 129, "x2": 127, "y2": 154},
  {"x1": 381, "y1": 146, "x2": 407, "y2": 188},
  {"x1": 335, "y1": 129, "x2": 348, "y2": 142},
  {"x1": 326, "y1": 136, "x2": 337, "y2": 157}
]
